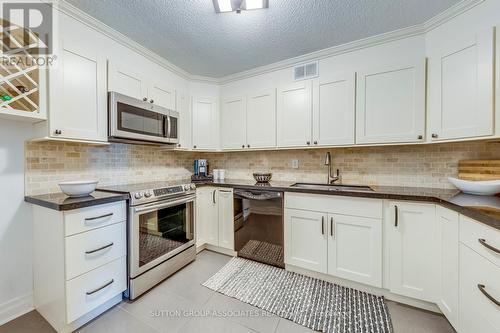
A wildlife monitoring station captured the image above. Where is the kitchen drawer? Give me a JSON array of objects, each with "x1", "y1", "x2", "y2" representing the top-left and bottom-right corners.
[
  {"x1": 66, "y1": 256, "x2": 126, "y2": 323},
  {"x1": 459, "y1": 244, "x2": 500, "y2": 333},
  {"x1": 64, "y1": 201, "x2": 126, "y2": 236},
  {"x1": 65, "y1": 222, "x2": 126, "y2": 280},
  {"x1": 285, "y1": 193, "x2": 382, "y2": 219},
  {"x1": 460, "y1": 215, "x2": 500, "y2": 268}
]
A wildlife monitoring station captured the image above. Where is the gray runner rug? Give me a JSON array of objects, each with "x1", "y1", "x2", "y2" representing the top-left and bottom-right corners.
[{"x1": 202, "y1": 257, "x2": 393, "y2": 333}]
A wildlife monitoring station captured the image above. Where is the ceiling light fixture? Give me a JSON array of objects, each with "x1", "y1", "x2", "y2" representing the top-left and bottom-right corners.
[{"x1": 213, "y1": 0, "x2": 269, "y2": 14}]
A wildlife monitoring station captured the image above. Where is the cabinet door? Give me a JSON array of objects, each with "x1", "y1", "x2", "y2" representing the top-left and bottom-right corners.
[
  {"x1": 313, "y1": 72, "x2": 355, "y2": 146},
  {"x1": 192, "y1": 97, "x2": 218, "y2": 150},
  {"x1": 108, "y1": 61, "x2": 147, "y2": 100},
  {"x1": 387, "y1": 202, "x2": 437, "y2": 302},
  {"x1": 195, "y1": 188, "x2": 219, "y2": 246},
  {"x1": 327, "y1": 214, "x2": 382, "y2": 287},
  {"x1": 246, "y1": 89, "x2": 276, "y2": 148},
  {"x1": 177, "y1": 93, "x2": 191, "y2": 149},
  {"x1": 50, "y1": 39, "x2": 107, "y2": 141},
  {"x1": 284, "y1": 209, "x2": 327, "y2": 273},
  {"x1": 436, "y1": 206, "x2": 459, "y2": 330},
  {"x1": 218, "y1": 189, "x2": 234, "y2": 250},
  {"x1": 148, "y1": 81, "x2": 176, "y2": 110},
  {"x1": 220, "y1": 96, "x2": 247, "y2": 150},
  {"x1": 356, "y1": 60, "x2": 425, "y2": 144},
  {"x1": 428, "y1": 28, "x2": 494, "y2": 141},
  {"x1": 277, "y1": 81, "x2": 312, "y2": 147}
]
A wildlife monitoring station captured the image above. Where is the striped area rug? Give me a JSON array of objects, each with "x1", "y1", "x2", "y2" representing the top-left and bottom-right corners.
[{"x1": 203, "y1": 257, "x2": 393, "y2": 333}]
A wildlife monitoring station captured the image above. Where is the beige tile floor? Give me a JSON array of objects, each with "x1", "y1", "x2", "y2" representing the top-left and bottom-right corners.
[{"x1": 0, "y1": 251, "x2": 455, "y2": 333}]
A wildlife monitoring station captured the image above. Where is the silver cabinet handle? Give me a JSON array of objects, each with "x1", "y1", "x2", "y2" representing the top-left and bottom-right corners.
[
  {"x1": 85, "y1": 242, "x2": 114, "y2": 255},
  {"x1": 477, "y1": 284, "x2": 500, "y2": 307},
  {"x1": 478, "y1": 238, "x2": 500, "y2": 254},
  {"x1": 330, "y1": 217, "x2": 334, "y2": 237},
  {"x1": 85, "y1": 213, "x2": 113, "y2": 222},
  {"x1": 431, "y1": 133, "x2": 438, "y2": 139},
  {"x1": 212, "y1": 190, "x2": 216, "y2": 204},
  {"x1": 86, "y1": 279, "x2": 114, "y2": 295},
  {"x1": 321, "y1": 216, "x2": 325, "y2": 235},
  {"x1": 394, "y1": 205, "x2": 399, "y2": 227}
]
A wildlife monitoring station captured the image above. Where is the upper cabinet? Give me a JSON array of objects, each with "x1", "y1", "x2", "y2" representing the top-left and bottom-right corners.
[
  {"x1": 312, "y1": 72, "x2": 355, "y2": 146},
  {"x1": 177, "y1": 93, "x2": 191, "y2": 149},
  {"x1": 108, "y1": 61, "x2": 176, "y2": 110},
  {"x1": 356, "y1": 60, "x2": 426, "y2": 144},
  {"x1": 47, "y1": 38, "x2": 107, "y2": 142},
  {"x1": 220, "y1": 96, "x2": 247, "y2": 149},
  {"x1": 192, "y1": 96, "x2": 218, "y2": 150},
  {"x1": 246, "y1": 89, "x2": 277, "y2": 149},
  {"x1": 428, "y1": 28, "x2": 494, "y2": 141},
  {"x1": 220, "y1": 89, "x2": 277, "y2": 150},
  {"x1": 277, "y1": 81, "x2": 313, "y2": 148}
]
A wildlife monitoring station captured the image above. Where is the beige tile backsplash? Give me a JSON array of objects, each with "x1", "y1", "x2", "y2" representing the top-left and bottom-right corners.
[{"x1": 25, "y1": 140, "x2": 500, "y2": 195}]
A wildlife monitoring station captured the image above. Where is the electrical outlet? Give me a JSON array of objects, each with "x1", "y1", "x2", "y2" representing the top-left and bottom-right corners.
[{"x1": 291, "y1": 159, "x2": 299, "y2": 169}]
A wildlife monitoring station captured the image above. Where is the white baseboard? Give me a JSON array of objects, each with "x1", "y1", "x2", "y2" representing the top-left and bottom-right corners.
[{"x1": 0, "y1": 293, "x2": 34, "y2": 326}]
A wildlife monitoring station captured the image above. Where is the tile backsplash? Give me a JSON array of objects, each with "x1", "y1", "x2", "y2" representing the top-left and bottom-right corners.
[{"x1": 25, "y1": 140, "x2": 500, "y2": 195}]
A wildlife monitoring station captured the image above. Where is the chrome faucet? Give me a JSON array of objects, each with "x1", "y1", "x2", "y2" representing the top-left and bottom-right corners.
[{"x1": 324, "y1": 152, "x2": 340, "y2": 184}]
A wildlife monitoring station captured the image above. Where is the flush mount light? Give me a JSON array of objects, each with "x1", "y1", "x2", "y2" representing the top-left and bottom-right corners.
[{"x1": 213, "y1": 0, "x2": 269, "y2": 13}]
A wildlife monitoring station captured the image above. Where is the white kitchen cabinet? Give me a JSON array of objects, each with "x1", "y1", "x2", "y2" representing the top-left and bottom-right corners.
[
  {"x1": 148, "y1": 80, "x2": 176, "y2": 110},
  {"x1": 428, "y1": 28, "x2": 494, "y2": 141},
  {"x1": 195, "y1": 187, "x2": 219, "y2": 246},
  {"x1": 192, "y1": 97, "x2": 218, "y2": 150},
  {"x1": 48, "y1": 38, "x2": 107, "y2": 142},
  {"x1": 356, "y1": 60, "x2": 426, "y2": 144},
  {"x1": 327, "y1": 214, "x2": 382, "y2": 287},
  {"x1": 459, "y1": 243, "x2": 500, "y2": 333},
  {"x1": 220, "y1": 96, "x2": 247, "y2": 149},
  {"x1": 195, "y1": 187, "x2": 234, "y2": 250},
  {"x1": 386, "y1": 202, "x2": 437, "y2": 302},
  {"x1": 436, "y1": 206, "x2": 459, "y2": 330},
  {"x1": 277, "y1": 81, "x2": 313, "y2": 147},
  {"x1": 313, "y1": 72, "x2": 355, "y2": 146},
  {"x1": 284, "y1": 209, "x2": 328, "y2": 273},
  {"x1": 108, "y1": 61, "x2": 147, "y2": 101},
  {"x1": 108, "y1": 61, "x2": 176, "y2": 110},
  {"x1": 177, "y1": 93, "x2": 192, "y2": 149},
  {"x1": 246, "y1": 89, "x2": 277, "y2": 148},
  {"x1": 217, "y1": 189, "x2": 234, "y2": 250}
]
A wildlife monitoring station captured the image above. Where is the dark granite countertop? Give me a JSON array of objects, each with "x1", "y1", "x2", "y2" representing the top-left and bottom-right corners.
[
  {"x1": 197, "y1": 179, "x2": 500, "y2": 231},
  {"x1": 25, "y1": 191, "x2": 129, "y2": 211}
]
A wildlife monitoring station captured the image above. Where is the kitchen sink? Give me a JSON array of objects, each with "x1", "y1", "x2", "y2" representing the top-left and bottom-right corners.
[{"x1": 290, "y1": 183, "x2": 374, "y2": 192}]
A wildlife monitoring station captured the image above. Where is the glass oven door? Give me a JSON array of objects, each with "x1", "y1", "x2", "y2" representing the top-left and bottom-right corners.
[{"x1": 130, "y1": 195, "x2": 195, "y2": 278}]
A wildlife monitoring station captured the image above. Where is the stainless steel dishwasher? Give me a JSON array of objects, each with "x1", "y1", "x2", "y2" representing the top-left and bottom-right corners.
[{"x1": 233, "y1": 188, "x2": 284, "y2": 268}]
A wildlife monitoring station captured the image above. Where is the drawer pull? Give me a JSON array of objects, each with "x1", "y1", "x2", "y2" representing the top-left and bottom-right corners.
[
  {"x1": 85, "y1": 242, "x2": 114, "y2": 255},
  {"x1": 86, "y1": 279, "x2": 114, "y2": 296},
  {"x1": 478, "y1": 238, "x2": 500, "y2": 254},
  {"x1": 85, "y1": 213, "x2": 114, "y2": 222},
  {"x1": 478, "y1": 284, "x2": 500, "y2": 307}
]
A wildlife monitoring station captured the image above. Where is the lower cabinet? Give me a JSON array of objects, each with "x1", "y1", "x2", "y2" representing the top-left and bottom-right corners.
[
  {"x1": 386, "y1": 202, "x2": 438, "y2": 303},
  {"x1": 284, "y1": 193, "x2": 383, "y2": 287},
  {"x1": 195, "y1": 187, "x2": 234, "y2": 250},
  {"x1": 436, "y1": 206, "x2": 459, "y2": 330}
]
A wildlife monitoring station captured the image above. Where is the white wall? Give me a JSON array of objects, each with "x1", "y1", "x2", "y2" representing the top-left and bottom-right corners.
[{"x1": 0, "y1": 120, "x2": 34, "y2": 325}]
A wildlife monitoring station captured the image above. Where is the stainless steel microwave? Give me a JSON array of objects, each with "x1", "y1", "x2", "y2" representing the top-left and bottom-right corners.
[{"x1": 108, "y1": 92, "x2": 179, "y2": 145}]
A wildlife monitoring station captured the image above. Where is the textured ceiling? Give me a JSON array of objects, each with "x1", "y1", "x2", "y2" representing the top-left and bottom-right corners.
[{"x1": 66, "y1": 0, "x2": 461, "y2": 78}]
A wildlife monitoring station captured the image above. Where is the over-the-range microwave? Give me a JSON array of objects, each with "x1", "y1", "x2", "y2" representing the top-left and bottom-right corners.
[{"x1": 108, "y1": 92, "x2": 179, "y2": 145}]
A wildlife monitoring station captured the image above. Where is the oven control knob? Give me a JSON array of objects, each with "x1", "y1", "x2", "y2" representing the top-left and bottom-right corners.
[
  {"x1": 144, "y1": 190, "x2": 153, "y2": 198},
  {"x1": 183, "y1": 184, "x2": 191, "y2": 191},
  {"x1": 190, "y1": 184, "x2": 196, "y2": 190},
  {"x1": 134, "y1": 192, "x2": 143, "y2": 199}
]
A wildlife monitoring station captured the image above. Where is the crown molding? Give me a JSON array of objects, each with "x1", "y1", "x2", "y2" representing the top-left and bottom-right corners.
[{"x1": 54, "y1": 0, "x2": 483, "y2": 85}]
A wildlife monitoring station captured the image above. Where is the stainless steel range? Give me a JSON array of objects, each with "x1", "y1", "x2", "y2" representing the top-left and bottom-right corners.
[{"x1": 100, "y1": 181, "x2": 196, "y2": 300}]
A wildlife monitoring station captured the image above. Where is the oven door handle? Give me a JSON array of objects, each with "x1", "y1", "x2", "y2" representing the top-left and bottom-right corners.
[{"x1": 133, "y1": 195, "x2": 196, "y2": 213}]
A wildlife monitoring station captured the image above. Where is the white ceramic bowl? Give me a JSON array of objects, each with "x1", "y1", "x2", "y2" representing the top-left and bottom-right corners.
[
  {"x1": 447, "y1": 177, "x2": 500, "y2": 196},
  {"x1": 59, "y1": 180, "x2": 98, "y2": 197}
]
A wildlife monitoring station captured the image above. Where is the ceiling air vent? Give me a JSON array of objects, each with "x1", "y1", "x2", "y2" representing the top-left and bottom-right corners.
[{"x1": 294, "y1": 61, "x2": 319, "y2": 81}]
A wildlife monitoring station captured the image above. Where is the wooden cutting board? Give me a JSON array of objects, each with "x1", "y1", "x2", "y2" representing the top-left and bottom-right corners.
[{"x1": 458, "y1": 160, "x2": 500, "y2": 181}]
